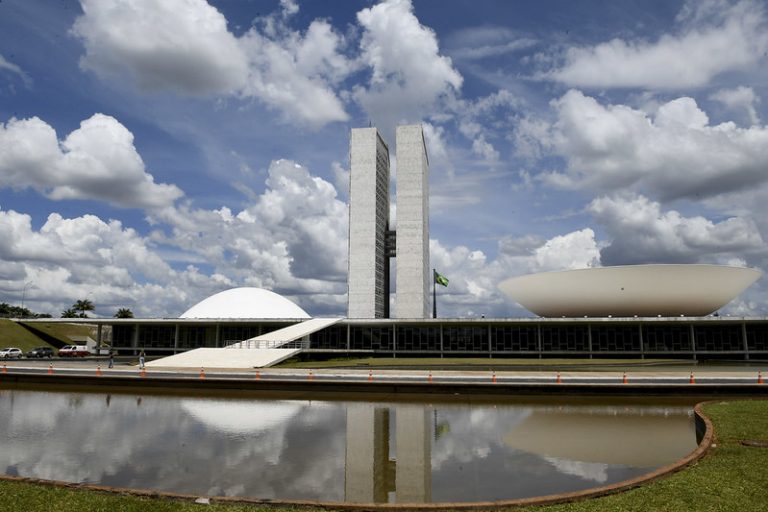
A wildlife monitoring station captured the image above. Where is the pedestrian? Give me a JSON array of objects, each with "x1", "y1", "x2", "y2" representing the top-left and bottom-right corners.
[
  {"x1": 108, "y1": 351, "x2": 114, "y2": 369},
  {"x1": 139, "y1": 350, "x2": 145, "y2": 370}
]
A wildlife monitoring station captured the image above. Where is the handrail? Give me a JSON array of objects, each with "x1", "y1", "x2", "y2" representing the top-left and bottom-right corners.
[{"x1": 224, "y1": 339, "x2": 309, "y2": 350}]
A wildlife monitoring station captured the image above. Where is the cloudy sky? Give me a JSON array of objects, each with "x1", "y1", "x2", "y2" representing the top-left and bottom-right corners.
[{"x1": 1, "y1": 0, "x2": 768, "y2": 318}]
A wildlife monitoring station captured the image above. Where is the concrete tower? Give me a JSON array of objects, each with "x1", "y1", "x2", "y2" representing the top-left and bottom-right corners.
[
  {"x1": 348, "y1": 128, "x2": 391, "y2": 318},
  {"x1": 395, "y1": 124, "x2": 430, "y2": 318}
]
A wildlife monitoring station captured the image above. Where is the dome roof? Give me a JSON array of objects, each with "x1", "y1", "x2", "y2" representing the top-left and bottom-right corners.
[
  {"x1": 499, "y1": 264, "x2": 761, "y2": 317},
  {"x1": 180, "y1": 287, "x2": 310, "y2": 319}
]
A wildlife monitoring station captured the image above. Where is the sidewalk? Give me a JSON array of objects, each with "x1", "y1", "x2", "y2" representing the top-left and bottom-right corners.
[{"x1": 1, "y1": 360, "x2": 767, "y2": 391}]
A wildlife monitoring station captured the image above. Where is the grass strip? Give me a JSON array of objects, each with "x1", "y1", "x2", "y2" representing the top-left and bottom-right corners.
[
  {"x1": 279, "y1": 356, "x2": 690, "y2": 369},
  {"x1": 0, "y1": 400, "x2": 766, "y2": 512}
]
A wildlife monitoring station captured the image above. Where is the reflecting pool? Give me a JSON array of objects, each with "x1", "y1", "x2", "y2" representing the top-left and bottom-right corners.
[{"x1": 0, "y1": 388, "x2": 697, "y2": 503}]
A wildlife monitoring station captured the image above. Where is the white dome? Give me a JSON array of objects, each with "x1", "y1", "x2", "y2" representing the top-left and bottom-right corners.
[{"x1": 180, "y1": 287, "x2": 310, "y2": 319}]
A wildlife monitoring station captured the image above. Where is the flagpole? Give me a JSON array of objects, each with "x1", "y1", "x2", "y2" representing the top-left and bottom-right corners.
[{"x1": 432, "y1": 268, "x2": 437, "y2": 319}]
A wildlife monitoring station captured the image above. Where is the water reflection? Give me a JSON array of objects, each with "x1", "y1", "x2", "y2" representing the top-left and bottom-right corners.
[{"x1": 0, "y1": 388, "x2": 696, "y2": 503}]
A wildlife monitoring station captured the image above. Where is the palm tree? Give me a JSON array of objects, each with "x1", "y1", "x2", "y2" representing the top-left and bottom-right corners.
[
  {"x1": 73, "y1": 299, "x2": 95, "y2": 318},
  {"x1": 61, "y1": 308, "x2": 78, "y2": 318},
  {"x1": 114, "y1": 308, "x2": 134, "y2": 319}
]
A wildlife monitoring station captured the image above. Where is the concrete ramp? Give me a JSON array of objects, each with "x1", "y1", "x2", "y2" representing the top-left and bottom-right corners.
[
  {"x1": 229, "y1": 317, "x2": 343, "y2": 349},
  {"x1": 147, "y1": 317, "x2": 343, "y2": 369},
  {"x1": 146, "y1": 347, "x2": 301, "y2": 369}
]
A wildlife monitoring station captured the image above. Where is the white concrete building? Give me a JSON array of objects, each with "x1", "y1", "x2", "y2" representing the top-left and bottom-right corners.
[
  {"x1": 347, "y1": 124, "x2": 431, "y2": 319},
  {"x1": 348, "y1": 127, "x2": 391, "y2": 318},
  {"x1": 395, "y1": 125, "x2": 430, "y2": 319}
]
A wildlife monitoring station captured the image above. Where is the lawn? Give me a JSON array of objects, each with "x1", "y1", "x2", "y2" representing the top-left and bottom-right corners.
[
  {"x1": 0, "y1": 320, "x2": 95, "y2": 351},
  {"x1": 0, "y1": 400, "x2": 766, "y2": 511},
  {"x1": 278, "y1": 356, "x2": 690, "y2": 370},
  {"x1": 0, "y1": 319, "x2": 52, "y2": 351}
]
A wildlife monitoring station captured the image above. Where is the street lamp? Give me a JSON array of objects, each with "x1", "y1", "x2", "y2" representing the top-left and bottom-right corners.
[{"x1": 20, "y1": 281, "x2": 33, "y2": 314}]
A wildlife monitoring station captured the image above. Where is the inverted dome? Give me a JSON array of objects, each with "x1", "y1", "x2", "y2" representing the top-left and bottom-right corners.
[
  {"x1": 499, "y1": 264, "x2": 761, "y2": 318},
  {"x1": 180, "y1": 287, "x2": 310, "y2": 319}
]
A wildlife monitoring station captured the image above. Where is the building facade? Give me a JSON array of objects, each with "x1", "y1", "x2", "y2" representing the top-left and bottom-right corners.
[
  {"x1": 395, "y1": 125, "x2": 430, "y2": 319},
  {"x1": 348, "y1": 124, "x2": 431, "y2": 319},
  {"x1": 26, "y1": 316, "x2": 768, "y2": 360},
  {"x1": 348, "y1": 128, "x2": 391, "y2": 318}
]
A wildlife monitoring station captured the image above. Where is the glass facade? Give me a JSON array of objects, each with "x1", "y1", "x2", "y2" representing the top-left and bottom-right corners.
[{"x1": 85, "y1": 318, "x2": 768, "y2": 359}]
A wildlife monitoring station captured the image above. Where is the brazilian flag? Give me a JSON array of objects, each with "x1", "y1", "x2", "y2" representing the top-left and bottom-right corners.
[{"x1": 434, "y1": 270, "x2": 449, "y2": 287}]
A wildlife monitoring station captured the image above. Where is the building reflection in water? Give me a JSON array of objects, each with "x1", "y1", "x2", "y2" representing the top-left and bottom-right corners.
[{"x1": 345, "y1": 403, "x2": 432, "y2": 503}]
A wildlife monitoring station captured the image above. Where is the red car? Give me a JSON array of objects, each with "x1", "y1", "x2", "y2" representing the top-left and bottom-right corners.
[{"x1": 58, "y1": 345, "x2": 90, "y2": 357}]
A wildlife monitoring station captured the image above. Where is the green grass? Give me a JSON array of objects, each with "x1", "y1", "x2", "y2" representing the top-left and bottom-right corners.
[
  {"x1": 278, "y1": 356, "x2": 689, "y2": 369},
  {"x1": 22, "y1": 322, "x2": 94, "y2": 345},
  {"x1": 0, "y1": 400, "x2": 766, "y2": 511},
  {"x1": 0, "y1": 319, "x2": 52, "y2": 351},
  {"x1": 0, "y1": 320, "x2": 93, "y2": 351}
]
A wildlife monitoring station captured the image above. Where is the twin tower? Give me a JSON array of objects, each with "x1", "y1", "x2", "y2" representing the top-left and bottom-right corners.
[{"x1": 348, "y1": 125, "x2": 430, "y2": 319}]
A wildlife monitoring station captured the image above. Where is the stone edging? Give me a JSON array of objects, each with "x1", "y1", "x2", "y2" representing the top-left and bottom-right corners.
[{"x1": 0, "y1": 402, "x2": 715, "y2": 510}]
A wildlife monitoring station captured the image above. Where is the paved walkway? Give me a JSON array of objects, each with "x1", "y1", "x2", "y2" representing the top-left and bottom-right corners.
[{"x1": 2, "y1": 359, "x2": 766, "y2": 388}]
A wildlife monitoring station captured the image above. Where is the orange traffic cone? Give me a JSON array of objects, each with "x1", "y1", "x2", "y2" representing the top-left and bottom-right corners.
[
  {"x1": 491, "y1": 370, "x2": 497, "y2": 384},
  {"x1": 140, "y1": 368, "x2": 146, "y2": 378},
  {"x1": 1, "y1": 364, "x2": 6, "y2": 374},
  {"x1": 758, "y1": 371, "x2": 764, "y2": 385},
  {"x1": 368, "y1": 369, "x2": 373, "y2": 382},
  {"x1": 96, "y1": 365, "x2": 102, "y2": 377},
  {"x1": 622, "y1": 372, "x2": 628, "y2": 384},
  {"x1": 428, "y1": 370, "x2": 433, "y2": 383},
  {"x1": 47, "y1": 363, "x2": 53, "y2": 375},
  {"x1": 199, "y1": 367, "x2": 206, "y2": 380},
  {"x1": 689, "y1": 372, "x2": 696, "y2": 384},
  {"x1": 255, "y1": 370, "x2": 261, "y2": 381},
  {"x1": 556, "y1": 371, "x2": 562, "y2": 384}
]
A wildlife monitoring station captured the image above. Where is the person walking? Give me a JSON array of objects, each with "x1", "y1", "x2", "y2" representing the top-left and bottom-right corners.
[{"x1": 139, "y1": 350, "x2": 145, "y2": 370}]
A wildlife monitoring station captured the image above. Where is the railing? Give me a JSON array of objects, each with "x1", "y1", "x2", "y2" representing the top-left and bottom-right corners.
[{"x1": 224, "y1": 339, "x2": 310, "y2": 350}]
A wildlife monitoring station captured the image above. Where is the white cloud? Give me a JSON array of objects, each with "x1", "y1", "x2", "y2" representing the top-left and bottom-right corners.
[
  {"x1": 0, "y1": 53, "x2": 31, "y2": 85},
  {"x1": 428, "y1": 228, "x2": 601, "y2": 317},
  {"x1": 72, "y1": 0, "x2": 350, "y2": 127},
  {"x1": 444, "y1": 26, "x2": 537, "y2": 60},
  {"x1": 238, "y1": 18, "x2": 350, "y2": 127},
  {"x1": 588, "y1": 194, "x2": 764, "y2": 265},
  {"x1": 331, "y1": 161, "x2": 349, "y2": 199},
  {"x1": 0, "y1": 208, "x2": 209, "y2": 317},
  {"x1": 72, "y1": 0, "x2": 248, "y2": 95},
  {"x1": 471, "y1": 136, "x2": 499, "y2": 162},
  {"x1": 524, "y1": 90, "x2": 768, "y2": 201},
  {"x1": 148, "y1": 159, "x2": 350, "y2": 314},
  {"x1": 421, "y1": 122, "x2": 449, "y2": 166},
  {"x1": 532, "y1": 228, "x2": 600, "y2": 271},
  {"x1": 548, "y1": 0, "x2": 768, "y2": 89},
  {"x1": 0, "y1": 114, "x2": 183, "y2": 209},
  {"x1": 710, "y1": 86, "x2": 761, "y2": 125},
  {"x1": 354, "y1": 0, "x2": 462, "y2": 134},
  {"x1": 279, "y1": 0, "x2": 299, "y2": 18},
  {"x1": 0, "y1": 158, "x2": 349, "y2": 317},
  {"x1": 450, "y1": 89, "x2": 523, "y2": 165}
]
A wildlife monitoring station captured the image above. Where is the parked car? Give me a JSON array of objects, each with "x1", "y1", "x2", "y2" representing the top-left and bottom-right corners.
[
  {"x1": 0, "y1": 347, "x2": 23, "y2": 359},
  {"x1": 58, "y1": 345, "x2": 90, "y2": 357},
  {"x1": 25, "y1": 346, "x2": 54, "y2": 358}
]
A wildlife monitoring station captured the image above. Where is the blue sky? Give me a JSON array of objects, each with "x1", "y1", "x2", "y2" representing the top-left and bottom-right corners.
[{"x1": 1, "y1": 0, "x2": 768, "y2": 318}]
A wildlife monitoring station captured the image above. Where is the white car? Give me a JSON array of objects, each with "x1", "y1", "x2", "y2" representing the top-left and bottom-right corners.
[{"x1": 0, "y1": 347, "x2": 23, "y2": 359}]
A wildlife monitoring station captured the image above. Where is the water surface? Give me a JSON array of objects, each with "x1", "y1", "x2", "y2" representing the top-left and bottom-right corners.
[{"x1": 0, "y1": 388, "x2": 697, "y2": 503}]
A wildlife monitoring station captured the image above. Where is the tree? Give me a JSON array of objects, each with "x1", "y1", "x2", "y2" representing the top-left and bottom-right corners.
[
  {"x1": 61, "y1": 308, "x2": 78, "y2": 318},
  {"x1": 114, "y1": 308, "x2": 134, "y2": 319},
  {"x1": 0, "y1": 302, "x2": 32, "y2": 318},
  {"x1": 73, "y1": 299, "x2": 95, "y2": 318}
]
